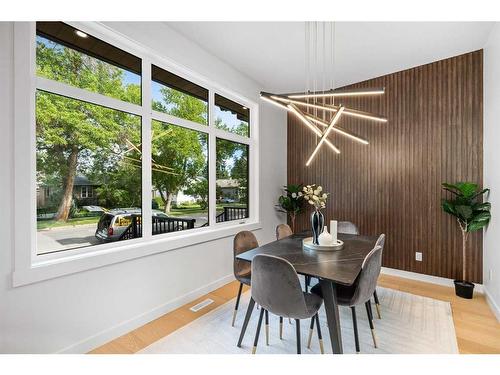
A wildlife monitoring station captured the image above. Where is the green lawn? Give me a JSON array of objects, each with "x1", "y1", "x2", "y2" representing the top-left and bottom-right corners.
[{"x1": 37, "y1": 216, "x2": 100, "y2": 230}]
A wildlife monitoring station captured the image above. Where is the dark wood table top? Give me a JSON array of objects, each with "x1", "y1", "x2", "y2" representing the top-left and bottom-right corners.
[{"x1": 236, "y1": 231, "x2": 379, "y2": 286}]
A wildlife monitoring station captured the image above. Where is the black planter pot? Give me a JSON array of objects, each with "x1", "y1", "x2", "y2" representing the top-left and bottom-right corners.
[{"x1": 454, "y1": 280, "x2": 474, "y2": 299}]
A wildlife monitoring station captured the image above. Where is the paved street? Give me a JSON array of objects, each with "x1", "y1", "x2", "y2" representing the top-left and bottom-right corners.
[{"x1": 37, "y1": 224, "x2": 100, "y2": 254}]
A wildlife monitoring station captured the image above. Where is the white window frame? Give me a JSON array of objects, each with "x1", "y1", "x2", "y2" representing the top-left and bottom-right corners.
[{"x1": 13, "y1": 22, "x2": 260, "y2": 287}]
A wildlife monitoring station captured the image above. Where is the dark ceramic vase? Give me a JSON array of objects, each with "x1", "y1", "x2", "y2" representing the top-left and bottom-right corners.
[{"x1": 311, "y1": 209, "x2": 324, "y2": 245}]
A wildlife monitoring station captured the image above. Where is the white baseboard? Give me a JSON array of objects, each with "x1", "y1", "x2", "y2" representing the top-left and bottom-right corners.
[
  {"x1": 484, "y1": 287, "x2": 500, "y2": 322},
  {"x1": 381, "y1": 267, "x2": 484, "y2": 293},
  {"x1": 57, "y1": 273, "x2": 235, "y2": 354}
]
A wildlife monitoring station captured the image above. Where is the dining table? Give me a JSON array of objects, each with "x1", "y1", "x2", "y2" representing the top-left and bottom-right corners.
[{"x1": 235, "y1": 230, "x2": 379, "y2": 354}]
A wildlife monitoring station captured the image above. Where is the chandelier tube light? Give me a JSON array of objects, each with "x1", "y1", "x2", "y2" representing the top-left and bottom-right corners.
[
  {"x1": 287, "y1": 104, "x2": 340, "y2": 154},
  {"x1": 306, "y1": 106, "x2": 345, "y2": 166},
  {"x1": 305, "y1": 114, "x2": 369, "y2": 145},
  {"x1": 286, "y1": 87, "x2": 385, "y2": 99}
]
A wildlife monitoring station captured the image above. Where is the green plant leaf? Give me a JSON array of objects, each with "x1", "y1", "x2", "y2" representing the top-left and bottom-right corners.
[
  {"x1": 471, "y1": 188, "x2": 490, "y2": 200},
  {"x1": 467, "y1": 211, "x2": 491, "y2": 232},
  {"x1": 456, "y1": 182, "x2": 479, "y2": 198},
  {"x1": 473, "y1": 202, "x2": 491, "y2": 212},
  {"x1": 442, "y1": 183, "x2": 460, "y2": 195},
  {"x1": 441, "y1": 200, "x2": 456, "y2": 216},
  {"x1": 455, "y1": 205, "x2": 473, "y2": 220}
]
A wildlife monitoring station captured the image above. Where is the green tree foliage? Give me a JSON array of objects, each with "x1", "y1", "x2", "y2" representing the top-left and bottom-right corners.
[
  {"x1": 151, "y1": 120, "x2": 207, "y2": 213},
  {"x1": 36, "y1": 36, "x2": 141, "y2": 221}
]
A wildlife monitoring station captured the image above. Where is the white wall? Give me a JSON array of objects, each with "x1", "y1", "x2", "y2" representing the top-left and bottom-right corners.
[
  {"x1": 0, "y1": 22, "x2": 287, "y2": 353},
  {"x1": 483, "y1": 22, "x2": 500, "y2": 321}
]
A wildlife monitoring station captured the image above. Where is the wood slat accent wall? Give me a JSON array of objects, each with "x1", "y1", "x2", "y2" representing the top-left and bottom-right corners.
[{"x1": 287, "y1": 50, "x2": 483, "y2": 282}]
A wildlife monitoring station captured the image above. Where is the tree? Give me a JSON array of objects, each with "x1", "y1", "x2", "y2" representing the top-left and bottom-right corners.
[
  {"x1": 441, "y1": 182, "x2": 491, "y2": 281},
  {"x1": 150, "y1": 86, "x2": 209, "y2": 213},
  {"x1": 184, "y1": 178, "x2": 209, "y2": 210},
  {"x1": 36, "y1": 36, "x2": 141, "y2": 221}
]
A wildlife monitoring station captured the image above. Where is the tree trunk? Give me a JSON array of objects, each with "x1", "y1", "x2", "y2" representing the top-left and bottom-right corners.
[
  {"x1": 462, "y1": 229, "x2": 469, "y2": 281},
  {"x1": 158, "y1": 189, "x2": 173, "y2": 214},
  {"x1": 165, "y1": 193, "x2": 173, "y2": 213},
  {"x1": 55, "y1": 146, "x2": 78, "y2": 221}
]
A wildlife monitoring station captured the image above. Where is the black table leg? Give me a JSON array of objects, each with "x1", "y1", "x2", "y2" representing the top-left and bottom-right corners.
[
  {"x1": 237, "y1": 296, "x2": 255, "y2": 347},
  {"x1": 320, "y1": 279, "x2": 343, "y2": 354}
]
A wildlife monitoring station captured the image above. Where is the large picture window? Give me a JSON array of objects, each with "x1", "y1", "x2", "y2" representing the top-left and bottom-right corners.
[{"x1": 26, "y1": 21, "x2": 256, "y2": 265}]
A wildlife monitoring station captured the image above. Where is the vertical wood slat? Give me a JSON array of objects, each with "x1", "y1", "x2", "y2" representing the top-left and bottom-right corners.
[{"x1": 287, "y1": 50, "x2": 483, "y2": 283}]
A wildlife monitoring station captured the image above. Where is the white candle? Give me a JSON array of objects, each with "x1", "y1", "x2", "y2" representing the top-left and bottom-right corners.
[{"x1": 330, "y1": 220, "x2": 337, "y2": 244}]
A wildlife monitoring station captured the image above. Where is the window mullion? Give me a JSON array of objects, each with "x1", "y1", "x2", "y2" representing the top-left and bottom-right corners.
[
  {"x1": 208, "y1": 90, "x2": 216, "y2": 226},
  {"x1": 141, "y1": 61, "x2": 152, "y2": 239}
]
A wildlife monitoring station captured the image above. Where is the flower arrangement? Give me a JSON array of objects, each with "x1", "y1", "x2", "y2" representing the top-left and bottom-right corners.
[
  {"x1": 302, "y1": 184, "x2": 328, "y2": 210},
  {"x1": 276, "y1": 184, "x2": 304, "y2": 233}
]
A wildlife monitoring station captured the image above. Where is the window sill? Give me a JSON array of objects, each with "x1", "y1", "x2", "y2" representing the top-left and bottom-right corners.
[{"x1": 13, "y1": 221, "x2": 261, "y2": 287}]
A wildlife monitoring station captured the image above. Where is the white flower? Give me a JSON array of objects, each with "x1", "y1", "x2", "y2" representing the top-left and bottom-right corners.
[
  {"x1": 322, "y1": 193, "x2": 327, "y2": 199},
  {"x1": 313, "y1": 189, "x2": 319, "y2": 196},
  {"x1": 298, "y1": 192, "x2": 302, "y2": 197},
  {"x1": 317, "y1": 186, "x2": 322, "y2": 192},
  {"x1": 313, "y1": 195, "x2": 319, "y2": 201},
  {"x1": 309, "y1": 200, "x2": 314, "y2": 205},
  {"x1": 291, "y1": 192, "x2": 297, "y2": 198}
]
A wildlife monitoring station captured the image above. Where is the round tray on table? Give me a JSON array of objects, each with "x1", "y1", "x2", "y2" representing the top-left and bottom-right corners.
[{"x1": 302, "y1": 237, "x2": 344, "y2": 251}]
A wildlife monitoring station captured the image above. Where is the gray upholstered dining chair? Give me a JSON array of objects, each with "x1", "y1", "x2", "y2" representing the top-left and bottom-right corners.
[
  {"x1": 338, "y1": 221, "x2": 382, "y2": 319},
  {"x1": 310, "y1": 234, "x2": 385, "y2": 353},
  {"x1": 338, "y1": 221, "x2": 360, "y2": 235},
  {"x1": 232, "y1": 231, "x2": 258, "y2": 327},
  {"x1": 276, "y1": 223, "x2": 293, "y2": 240},
  {"x1": 250, "y1": 254, "x2": 324, "y2": 354},
  {"x1": 275, "y1": 223, "x2": 295, "y2": 332}
]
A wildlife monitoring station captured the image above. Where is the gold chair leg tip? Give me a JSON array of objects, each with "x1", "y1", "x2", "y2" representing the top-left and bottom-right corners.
[
  {"x1": 319, "y1": 339, "x2": 324, "y2": 354},
  {"x1": 252, "y1": 346, "x2": 257, "y2": 354},
  {"x1": 371, "y1": 329, "x2": 378, "y2": 348},
  {"x1": 376, "y1": 304, "x2": 382, "y2": 319}
]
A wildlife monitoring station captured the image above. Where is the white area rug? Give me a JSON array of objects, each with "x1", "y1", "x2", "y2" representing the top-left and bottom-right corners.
[{"x1": 140, "y1": 287, "x2": 458, "y2": 354}]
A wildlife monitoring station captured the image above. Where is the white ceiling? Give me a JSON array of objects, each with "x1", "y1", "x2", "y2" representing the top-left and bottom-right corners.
[{"x1": 167, "y1": 22, "x2": 495, "y2": 92}]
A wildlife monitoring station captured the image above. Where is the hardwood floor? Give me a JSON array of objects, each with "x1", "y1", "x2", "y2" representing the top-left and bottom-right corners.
[{"x1": 89, "y1": 275, "x2": 500, "y2": 354}]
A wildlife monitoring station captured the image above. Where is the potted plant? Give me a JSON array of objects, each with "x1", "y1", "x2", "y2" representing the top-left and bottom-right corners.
[
  {"x1": 276, "y1": 184, "x2": 304, "y2": 233},
  {"x1": 441, "y1": 182, "x2": 491, "y2": 299}
]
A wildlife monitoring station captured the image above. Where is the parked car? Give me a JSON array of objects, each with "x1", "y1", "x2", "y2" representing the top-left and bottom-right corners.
[
  {"x1": 220, "y1": 197, "x2": 236, "y2": 203},
  {"x1": 95, "y1": 208, "x2": 195, "y2": 242}
]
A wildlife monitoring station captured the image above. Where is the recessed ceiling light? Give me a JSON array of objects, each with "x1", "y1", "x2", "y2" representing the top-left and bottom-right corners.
[
  {"x1": 75, "y1": 30, "x2": 88, "y2": 38},
  {"x1": 242, "y1": 106, "x2": 247, "y2": 110}
]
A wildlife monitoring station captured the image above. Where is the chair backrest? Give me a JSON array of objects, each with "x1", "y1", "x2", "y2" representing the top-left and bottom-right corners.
[
  {"x1": 338, "y1": 221, "x2": 360, "y2": 235},
  {"x1": 251, "y1": 254, "x2": 309, "y2": 319},
  {"x1": 351, "y1": 233, "x2": 385, "y2": 306},
  {"x1": 276, "y1": 223, "x2": 293, "y2": 240},
  {"x1": 233, "y1": 231, "x2": 258, "y2": 277}
]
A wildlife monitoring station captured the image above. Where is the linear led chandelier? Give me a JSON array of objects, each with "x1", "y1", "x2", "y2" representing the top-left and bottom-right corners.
[{"x1": 260, "y1": 22, "x2": 387, "y2": 166}]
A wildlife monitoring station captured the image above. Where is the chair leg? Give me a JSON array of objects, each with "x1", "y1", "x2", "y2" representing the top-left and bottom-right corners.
[
  {"x1": 373, "y1": 290, "x2": 382, "y2": 319},
  {"x1": 365, "y1": 301, "x2": 378, "y2": 348},
  {"x1": 295, "y1": 319, "x2": 301, "y2": 354},
  {"x1": 252, "y1": 308, "x2": 265, "y2": 354},
  {"x1": 279, "y1": 316, "x2": 283, "y2": 339},
  {"x1": 232, "y1": 282, "x2": 244, "y2": 327},
  {"x1": 305, "y1": 275, "x2": 310, "y2": 293},
  {"x1": 315, "y1": 314, "x2": 324, "y2": 354},
  {"x1": 307, "y1": 316, "x2": 315, "y2": 349},
  {"x1": 265, "y1": 309, "x2": 269, "y2": 345},
  {"x1": 351, "y1": 306, "x2": 360, "y2": 353}
]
